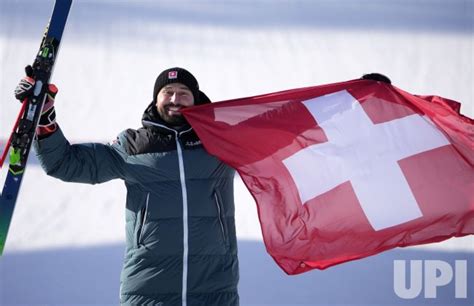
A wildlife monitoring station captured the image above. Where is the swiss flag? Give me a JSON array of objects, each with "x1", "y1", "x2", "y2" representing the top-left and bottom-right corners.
[{"x1": 182, "y1": 79, "x2": 474, "y2": 275}]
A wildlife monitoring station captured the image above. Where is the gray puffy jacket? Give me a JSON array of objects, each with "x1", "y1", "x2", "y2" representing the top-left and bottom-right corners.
[{"x1": 34, "y1": 103, "x2": 239, "y2": 306}]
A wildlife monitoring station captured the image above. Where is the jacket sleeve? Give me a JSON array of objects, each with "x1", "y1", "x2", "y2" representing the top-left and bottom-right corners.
[{"x1": 33, "y1": 127, "x2": 128, "y2": 184}]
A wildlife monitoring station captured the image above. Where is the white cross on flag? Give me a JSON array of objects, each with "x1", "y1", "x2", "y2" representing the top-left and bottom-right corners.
[{"x1": 182, "y1": 79, "x2": 474, "y2": 274}]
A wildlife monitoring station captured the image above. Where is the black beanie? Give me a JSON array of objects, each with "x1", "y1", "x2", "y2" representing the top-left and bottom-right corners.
[{"x1": 153, "y1": 67, "x2": 201, "y2": 104}]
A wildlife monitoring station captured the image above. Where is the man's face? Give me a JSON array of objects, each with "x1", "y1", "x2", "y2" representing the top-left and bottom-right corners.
[{"x1": 156, "y1": 83, "x2": 194, "y2": 126}]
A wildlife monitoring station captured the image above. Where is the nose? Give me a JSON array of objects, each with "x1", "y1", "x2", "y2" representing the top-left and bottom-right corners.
[{"x1": 170, "y1": 93, "x2": 180, "y2": 104}]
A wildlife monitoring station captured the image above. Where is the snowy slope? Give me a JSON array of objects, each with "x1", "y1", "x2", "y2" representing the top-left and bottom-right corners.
[{"x1": 0, "y1": 0, "x2": 472, "y2": 305}]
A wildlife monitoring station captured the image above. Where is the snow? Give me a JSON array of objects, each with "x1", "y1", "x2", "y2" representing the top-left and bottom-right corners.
[{"x1": 0, "y1": 0, "x2": 472, "y2": 305}]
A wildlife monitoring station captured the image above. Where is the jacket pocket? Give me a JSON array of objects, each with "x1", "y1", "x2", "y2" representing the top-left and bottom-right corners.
[
  {"x1": 136, "y1": 192, "x2": 150, "y2": 247},
  {"x1": 213, "y1": 190, "x2": 229, "y2": 246}
]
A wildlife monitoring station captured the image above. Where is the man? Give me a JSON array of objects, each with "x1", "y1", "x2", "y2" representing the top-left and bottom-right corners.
[{"x1": 17, "y1": 67, "x2": 239, "y2": 305}]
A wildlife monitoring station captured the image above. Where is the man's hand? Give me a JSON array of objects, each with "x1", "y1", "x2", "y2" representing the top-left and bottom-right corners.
[
  {"x1": 37, "y1": 84, "x2": 58, "y2": 137},
  {"x1": 14, "y1": 65, "x2": 59, "y2": 138},
  {"x1": 14, "y1": 66, "x2": 35, "y2": 102},
  {"x1": 361, "y1": 73, "x2": 391, "y2": 84}
]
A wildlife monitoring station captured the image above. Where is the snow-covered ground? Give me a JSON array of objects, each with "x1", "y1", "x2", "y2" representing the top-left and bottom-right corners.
[{"x1": 0, "y1": 0, "x2": 472, "y2": 305}]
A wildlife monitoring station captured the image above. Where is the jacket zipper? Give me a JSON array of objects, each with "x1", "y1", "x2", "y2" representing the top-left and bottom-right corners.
[
  {"x1": 143, "y1": 120, "x2": 192, "y2": 306},
  {"x1": 213, "y1": 191, "x2": 228, "y2": 244},
  {"x1": 176, "y1": 134, "x2": 189, "y2": 306},
  {"x1": 137, "y1": 192, "x2": 150, "y2": 246}
]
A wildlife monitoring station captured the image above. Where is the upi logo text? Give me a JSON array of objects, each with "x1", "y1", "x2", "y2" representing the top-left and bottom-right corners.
[{"x1": 393, "y1": 260, "x2": 468, "y2": 299}]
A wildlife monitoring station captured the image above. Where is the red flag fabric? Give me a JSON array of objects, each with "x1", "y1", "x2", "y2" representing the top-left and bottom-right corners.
[{"x1": 182, "y1": 79, "x2": 474, "y2": 275}]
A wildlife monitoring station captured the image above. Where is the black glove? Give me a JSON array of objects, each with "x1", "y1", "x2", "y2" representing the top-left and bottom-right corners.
[
  {"x1": 14, "y1": 65, "x2": 58, "y2": 137},
  {"x1": 361, "y1": 73, "x2": 391, "y2": 84},
  {"x1": 14, "y1": 66, "x2": 35, "y2": 101},
  {"x1": 36, "y1": 84, "x2": 58, "y2": 137}
]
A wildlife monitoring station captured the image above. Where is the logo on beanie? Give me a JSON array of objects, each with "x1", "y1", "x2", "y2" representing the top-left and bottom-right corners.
[{"x1": 168, "y1": 71, "x2": 178, "y2": 79}]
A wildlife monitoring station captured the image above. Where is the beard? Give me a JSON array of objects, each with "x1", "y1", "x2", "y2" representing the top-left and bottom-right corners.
[{"x1": 157, "y1": 104, "x2": 189, "y2": 126}]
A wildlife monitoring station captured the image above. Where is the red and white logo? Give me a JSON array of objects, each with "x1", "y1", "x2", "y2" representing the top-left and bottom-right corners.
[{"x1": 168, "y1": 71, "x2": 178, "y2": 79}]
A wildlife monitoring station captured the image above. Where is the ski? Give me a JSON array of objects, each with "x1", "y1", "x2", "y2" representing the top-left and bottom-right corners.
[{"x1": 0, "y1": 0, "x2": 73, "y2": 255}]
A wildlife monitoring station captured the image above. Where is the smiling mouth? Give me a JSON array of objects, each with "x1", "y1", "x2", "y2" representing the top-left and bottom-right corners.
[{"x1": 166, "y1": 106, "x2": 183, "y2": 114}]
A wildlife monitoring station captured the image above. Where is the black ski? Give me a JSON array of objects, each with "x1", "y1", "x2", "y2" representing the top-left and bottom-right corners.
[{"x1": 0, "y1": 0, "x2": 73, "y2": 255}]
